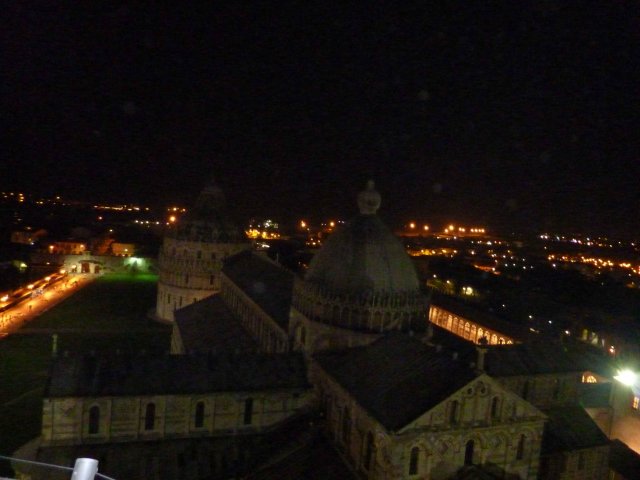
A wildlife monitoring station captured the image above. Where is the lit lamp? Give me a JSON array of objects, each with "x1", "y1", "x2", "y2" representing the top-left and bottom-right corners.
[{"x1": 614, "y1": 369, "x2": 637, "y2": 386}]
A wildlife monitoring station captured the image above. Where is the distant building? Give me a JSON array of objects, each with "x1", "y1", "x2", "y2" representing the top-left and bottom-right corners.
[
  {"x1": 110, "y1": 242, "x2": 135, "y2": 257},
  {"x1": 155, "y1": 180, "x2": 249, "y2": 322},
  {"x1": 10, "y1": 228, "x2": 47, "y2": 245}
]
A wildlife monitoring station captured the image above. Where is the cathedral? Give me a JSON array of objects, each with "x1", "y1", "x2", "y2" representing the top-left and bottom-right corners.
[{"x1": 15, "y1": 180, "x2": 631, "y2": 479}]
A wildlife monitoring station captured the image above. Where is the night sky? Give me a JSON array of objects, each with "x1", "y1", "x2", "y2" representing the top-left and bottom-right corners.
[{"x1": 4, "y1": 3, "x2": 639, "y2": 234}]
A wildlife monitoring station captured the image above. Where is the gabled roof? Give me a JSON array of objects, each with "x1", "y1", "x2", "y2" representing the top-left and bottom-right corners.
[
  {"x1": 314, "y1": 333, "x2": 479, "y2": 431},
  {"x1": 174, "y1": 294, "x2": 257, "y2": 354},
  {"x1": 541, "y1": 406, "x2": 610, "y2": 453},
  {"x1": 46, "y1": 352, "x2": 309, "y2": 398},
  {"x1": 223, "y1": 251, "x2": 294, "y2": 330}
]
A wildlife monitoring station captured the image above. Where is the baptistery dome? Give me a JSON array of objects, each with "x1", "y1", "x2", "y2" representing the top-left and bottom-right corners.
[
  {"x1": 292, "y1": 181, "x2": 427, "y2": 335},
  {"x1": 156, "y1": 179, "x2": 249, "y2": 322},
  {"x1": 166, "y1": 181, "x2": 245, "y2": 244}
]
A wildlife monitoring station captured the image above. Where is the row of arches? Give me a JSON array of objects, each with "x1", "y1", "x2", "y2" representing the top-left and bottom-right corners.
[
  {"x1": 293, "y1": 292, "x2": 422, "y2": 333},
  {"x1": 429, "y1": 307, "x2": 514, "y2": 345}
]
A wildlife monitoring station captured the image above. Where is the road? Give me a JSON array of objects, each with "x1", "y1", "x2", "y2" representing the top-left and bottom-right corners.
[{"x1": 0, "y1": 274, "x2": 95, "y2": 336}]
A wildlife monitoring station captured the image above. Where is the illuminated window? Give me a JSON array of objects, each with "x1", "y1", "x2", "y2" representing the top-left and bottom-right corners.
[
  {"x1": 633, "y1": 397, "x2": 639, "y2": 410},
  {"x1": 582, "y1": 374, "x2": 597, "y2": 383}
]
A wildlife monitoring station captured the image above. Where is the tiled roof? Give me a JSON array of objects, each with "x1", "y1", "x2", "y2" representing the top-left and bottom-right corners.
[
  {"x1": 175, "y1": 294, "x2": 257, "y2": 354},
  {"x1": 314, "y1": 333, "x2": 479, "y2": 431},
  {"x1": 223, "y1": 252, "x2": 294, "y2": 330},
  {"x1": 46, "y1": 352, "x2": 309, "y2": 397},
  {"x1": 541, "y1": 406, "x2": 610, "y2": 453}
]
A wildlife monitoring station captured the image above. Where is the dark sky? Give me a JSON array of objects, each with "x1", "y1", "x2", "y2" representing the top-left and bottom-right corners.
[{"x1": 3, "y1": 3, "x2": 639, "y2": 234}]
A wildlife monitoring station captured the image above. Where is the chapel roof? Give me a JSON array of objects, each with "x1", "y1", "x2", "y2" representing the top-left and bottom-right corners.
[
  {"x1": 46, "y1": 352, "x2": 309, "y2": 397},
  {"x1": 314, "y1": 333, "x2": 479, "y2": 431}
]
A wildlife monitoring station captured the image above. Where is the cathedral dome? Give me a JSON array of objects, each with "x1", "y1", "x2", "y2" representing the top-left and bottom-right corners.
[
  {"x1": 306, "y1": 183, "x2": 420, "y2": 294},
  {"x1": 167, "y1": 179, "x2": 245, "y2": 243},
  {"x1": 292, "y1": 181, "x2": 427, "y2": 334}
]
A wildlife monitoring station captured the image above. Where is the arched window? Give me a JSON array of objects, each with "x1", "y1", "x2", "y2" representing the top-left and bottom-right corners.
[
  {"x1": 522, "y1": 380, "x2": 530, "y2": 400},
  {"x1": 449, "y1": 400, "x2": 459, "y2": 425},
  {"x1": 144, "y1": 403, "x2": 156, "y2": 430},
  {"x1": 363, "y1": 432, "x2": 375, "y2": 470},
  {"x1": 243, "y1": 398, "x2": 253, "y2": 425},
  {"x1": 88, "y1": 405, "x2": 100, "y2": 434},
  {"x1": 552, "y1": 379, "x2": 561, "y2": 400},
  {"x1": 342, "y1": 407, "x2": 351, "y2": 444},
  {"x1": 516, "y1": 434, "x2": 525, "y2": 460},
  {"x1": 195, "y1": 401, "x2": 205, "y2": 428},
  {"x1": 491, "y1": 397, "x2": 500, "y2": 420},
  {"x1": 409, "y1": 447, "x2": 419, "y2": 475},
  {"x1": 464, "y1": 440, "x2": 474, "y2": 466}
]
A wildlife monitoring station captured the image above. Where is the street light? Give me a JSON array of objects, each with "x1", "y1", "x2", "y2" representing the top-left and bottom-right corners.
[{"x1": 614, "y1": 369, "x2": 637, "y2": 386}]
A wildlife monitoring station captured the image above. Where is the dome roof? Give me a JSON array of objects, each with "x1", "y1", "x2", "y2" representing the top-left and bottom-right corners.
[
  {"x1": 292, "y1": 181, "x2": 426, "y2": 335},
  {"x1": 305, "y1": 181, "x2": 420, "y2": 295},
  {"x1": 167, "y1": 179, "x2": 246, "y2": 243}
]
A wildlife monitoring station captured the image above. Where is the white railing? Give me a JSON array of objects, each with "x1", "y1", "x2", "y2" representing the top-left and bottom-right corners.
[{"x1": 0, "y1": 455, "x2": 115, "y2": 480}]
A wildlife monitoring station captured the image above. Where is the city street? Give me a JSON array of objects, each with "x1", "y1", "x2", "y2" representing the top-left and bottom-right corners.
[{"x1": 0, "y1": 274, "x2": 95, "y2": 336}]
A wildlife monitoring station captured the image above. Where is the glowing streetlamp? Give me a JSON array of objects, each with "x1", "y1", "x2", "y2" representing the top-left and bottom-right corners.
[{"x1": 614, "y1": 369, "x2": 638, "y2": 386}]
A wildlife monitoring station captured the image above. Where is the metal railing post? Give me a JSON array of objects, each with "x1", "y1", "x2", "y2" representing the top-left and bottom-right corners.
[{"x1": 70, "y1": 458, "x2": 98, "y2": 480}]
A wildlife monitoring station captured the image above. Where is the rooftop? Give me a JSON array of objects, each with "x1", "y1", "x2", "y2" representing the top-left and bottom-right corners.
[
  {"x1": 223, "y1": 251, "x2": 294, "y2": 331},
  {"x1": 174, "y1": 294, "x2": 257, "y2": 354},
  {"x1": 314, "y1": 333, "x2": 478, "y2": 431},
  {"x1": 46, "y1": 352, "x2": 309, "y2": 398}
]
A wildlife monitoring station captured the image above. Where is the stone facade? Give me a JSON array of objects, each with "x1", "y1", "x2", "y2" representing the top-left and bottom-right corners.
[
  {"x1": 41, "y1": 391, "x2": 311, "y2": 447},
  {"x1": 311, "y1": 363, "x2": 545, "y2": 480},
  {"x1": 157, "y1": 239, "x2": 246, "y2": 322}
]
